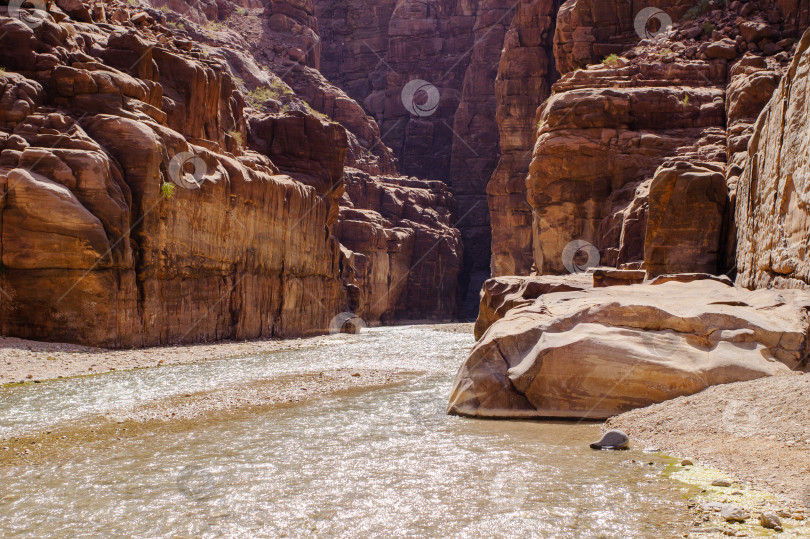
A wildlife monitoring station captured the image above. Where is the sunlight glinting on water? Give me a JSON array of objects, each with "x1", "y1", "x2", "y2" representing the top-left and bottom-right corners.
[{"x1": 0, "y1": 326, "x2": 688, "y2": 538}]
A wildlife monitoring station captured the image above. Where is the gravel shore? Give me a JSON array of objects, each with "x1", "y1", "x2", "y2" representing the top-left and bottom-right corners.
[
  {"x1": 0, "y1": 335, "x2": 340, "y2": 385},
  {"x1": 608, "y1": 373, "x2": 810, "y2": 509}
]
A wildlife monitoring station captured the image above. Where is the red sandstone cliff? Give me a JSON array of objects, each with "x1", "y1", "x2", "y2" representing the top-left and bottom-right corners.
[
  {"x1": 736, "y1": 27, "x2": 810, "y2": 290},
  {"x1": 521, "y1": 0, "x2": 802, "y2": 278},
  {"x1": 0, "y1": 0, "x2": 464, "y2": 346},
  {"x1": 0, "y1": 10, "x2": 346, "y2": 346}
]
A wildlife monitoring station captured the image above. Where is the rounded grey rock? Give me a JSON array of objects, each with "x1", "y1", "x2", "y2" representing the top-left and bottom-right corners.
[{"x1": 590, "y1": 429, "x2": 629, "y2": 450}]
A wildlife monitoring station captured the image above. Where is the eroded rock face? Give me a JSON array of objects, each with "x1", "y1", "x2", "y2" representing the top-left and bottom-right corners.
[
  {"x1": 474, "y1": 274, "x2": 591, "y2": 339},
  {"x1": 526, "y1": 1, "x2": 797, "y2": 277},
  {"x1": 553, "y1": 0, "x2": 694, "y2": 74},
  {"x1": 736, "y1": 28, "x2": 810, "y2": 290},
  {"x1": 487, "y1": 0, "x2": 560, "y2": 279},
  {"x1": 449, "y1": 279, "x2": 810, "y2": 419},
  {"x1": 0, "y1": 8, "x2": 342, "y2": 346},
  {"x1": 644, "y1": 161, "x2": 728, "y2": 277},
  {"x1": 0, "y1": 0, "x2": 470, "y2": 345},
  {"x1": 314, "y1": 0, "x2": 516, "y2": 312},
  {"x1": 528, "y1": 58, "x2": 727, "y2": 274},
  {"x1": 337, "y1": 168, "x2": 462, "y2": 323},
  {"x1": 199, "y1": 0, "x2": 463, "y2": 319}
]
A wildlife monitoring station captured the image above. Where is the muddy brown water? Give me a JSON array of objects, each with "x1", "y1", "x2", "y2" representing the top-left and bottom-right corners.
[{"x1": 0, "y1": 325, "x2": 690, "y2": 537}]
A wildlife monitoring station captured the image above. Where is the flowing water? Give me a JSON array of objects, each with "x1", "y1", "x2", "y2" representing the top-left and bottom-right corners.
[{"x1": 0, "y1": 325, "x2": 690, "y2": 538}]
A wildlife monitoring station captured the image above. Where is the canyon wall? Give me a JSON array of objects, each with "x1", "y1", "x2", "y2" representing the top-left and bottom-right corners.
[
  {"x1": 524, "y1": 0, "x2": 801, "y2": 277},
  {"x1": 0, "y1": 0, "x2": 464, "y2": 346},
  {"x1": 487, "y1": 0, "x2": 561, "y2": 277},
  {"x1": 0, "y1": 12, "x2": 344, "y2": 346},
  {"x1": 736, "y1": 28, "x2": 810, "y2": 290},
  {"x1": 337, "y1": 169, "x2": 462, "y2": 322}
]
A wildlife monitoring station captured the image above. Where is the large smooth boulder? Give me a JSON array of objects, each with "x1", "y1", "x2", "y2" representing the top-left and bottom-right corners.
[{"x1": 448, "y1": 279, "x2": 810, "y2": 420}]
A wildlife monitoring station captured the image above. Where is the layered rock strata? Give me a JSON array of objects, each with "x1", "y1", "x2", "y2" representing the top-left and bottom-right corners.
[
  {"x1": 187, "y1": 0, "x2": 464, "y2": 321},
  {"x1": 0, "y1": 0, "x2": 469, "y2": 346},
  {"x1": 0, "y1": 9, "x2": 350, "y2": 347},
  {"x1": 487, "y1": 0, "x2": 561, "y2": 278},
  {"x1": 524, "y1": 1, "x2": 797, "y2": 277},
  {"x1": 336, "y1": 169, "x2": 462, "y2": 323}
]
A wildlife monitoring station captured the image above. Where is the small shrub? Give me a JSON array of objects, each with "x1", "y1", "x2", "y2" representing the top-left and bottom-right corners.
[
  {"x1": 303, "y1": 102, "x2": 330, "y2": 121},
  {"x1": 702, "y1": 21, "x2": 716, "y2": 37},
  {"x1": 681, "y1": 94, "x2": 691, "y2": 105},
  {"x1": 683, "y1": 0, "x2": 716, "y2": 21},
  {"x1": 0, "y1": 67, "x2": 6, "y2": 76},
  {"x1": 160, "y1": 182, "x2": 176, "y2": 200},
  {"x1": 159, "y1": 5, "x2": 171, "y2": 13},
  {"x1": 602, "y1": 54, "x2": 620, "y2": 67},
  {"x1": 204, "y1": 21, "x2": 224, "y2": 33},
  {"x1": 661, "y1": 48, "x2": 673, "y2": 56},
  {"x1": 235, "y1": 7, "x2": 246, "y2": 15},
  {"x1": 246, "y1": 80, "x2": 293, "y2": 109},
  {"x1": 229, "y1": 130, "x2": 244, "y2": 148}
]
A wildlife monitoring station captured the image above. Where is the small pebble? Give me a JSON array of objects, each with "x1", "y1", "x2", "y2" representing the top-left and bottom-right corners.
[
  {"x1": 681, "y1": 459, "x2": 693, "y2": 466},
  {"x1": 720, "y1": 504, "x2": 747, "y2": 522},
  {"x1": 758, "y1": 512, "x2": 782, "y2": 531},
  {"x1": 712, "y1": 479, "x2": 732, "y2": 487}
]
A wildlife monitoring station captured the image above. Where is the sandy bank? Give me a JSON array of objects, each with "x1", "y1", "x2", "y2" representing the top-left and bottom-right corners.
[
  {"x1": 0, "y1": 323, "x2": 473, "y2": 385},
  {"x1": 608, "y1": 373, "x2": 810, "y2": 511}
]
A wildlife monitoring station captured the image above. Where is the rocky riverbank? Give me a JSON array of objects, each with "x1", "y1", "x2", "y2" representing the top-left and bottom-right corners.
[
  {"x1": 0, "y1": 334, "x2": 337, "y2": 385},
  {"x1": 608, "y1": 374, "x2": 810, "y2": 511}
]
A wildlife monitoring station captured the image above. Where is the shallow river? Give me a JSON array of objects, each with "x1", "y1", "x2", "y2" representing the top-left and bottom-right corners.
[{"x1": 0, "y1": 325, "x2": 690, "y2": 538}]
